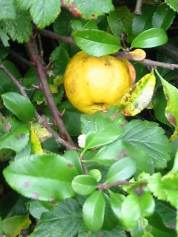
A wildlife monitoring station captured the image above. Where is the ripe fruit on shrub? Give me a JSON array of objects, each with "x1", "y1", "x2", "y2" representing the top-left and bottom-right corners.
[{"x1": 64, "y1": 51, "x2": 135, "y2": 114}]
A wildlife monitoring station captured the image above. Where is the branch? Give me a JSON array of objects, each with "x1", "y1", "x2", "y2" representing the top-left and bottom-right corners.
[
  {"x1": 41, "y1": 30, "x2": 74, "y2": 45},
  {"x1": 10, "y1": 50, "x2": 34, "y2": 67},
  {"x1": 0, "y1": 63, "x2": 77, "y2": 150},
  {"x1": 26, "y1": 38, "x2": 75, "y2": 146},
  {"x1": 134, "y1": 0, "x2": 143, "y2": 15},
  {"x1": 118, "y1": 51, "x2": 178, "y2": 70},
  {"x1": 97, "y1": 180, "x2": 130, "y2": 190},
  {"x1": 0, "y1": 64, "x2": 27, "y2": 96}
]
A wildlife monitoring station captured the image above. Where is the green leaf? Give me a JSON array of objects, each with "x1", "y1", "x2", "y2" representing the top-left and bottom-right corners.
[
  {"x1": 83, "y1": 191, "x2": 106, "y2": 231},
  {"x1": 88, "y1": 169, "x2": 102, "y2": 182},
  {"x1": 165, "y1": 0, "x2": 178, "y2": 12},
  {"x1": 63, "y1": 150, "x2": 82, "y2": 174},
  {"x1": 121, "y1": 72, "x2": 156, "y2": 116},
  {"x1": 131, "y1": 28, "x2": 168, "y2": 48},
  {"x1": 138, "y1": 192, "x2": 155, "y2": 217},
  {"x1": 64, "y1": 0, "x2": 114, "y2": 19},
  {"x1": 107, "y1": 6, "x2": 133, "y2": 37},
  {"x1": 23, "y1": 0, "x2": 61, "y2": 28},
  {"x1": 120, "y1": 193, "x2": 141, "y2": 228},
  {"x1": 71, "y1": 19, "x2": 98, "y2": 31},
  {"x1": 30, "y1": 199, "x2": 82, "y2": 237},
  {"x1": 93, "y1": 139, "x2": 125, "y2": 166},
  {"x1": 0, "y1": 9, "x2": 32, "y2": 44},
  {"x1": 50, "y1": 44, "x2": 70, "y2": 75},
  {"x1": 0, "y1": 124, "x2": 29, "y2": 153},
  {"x1": 160, "y1": 77, "x2": 178, "y2": 140},
  {"x1": 0, "y1": 0, "x2": 16, "y2": 20},
  {"x1": 106, "y1": 157, "x2": 136, "y2": 184},
  {"x1": 29, "y1": 200, "x2": 52, "y2": 219},
  {"x1": 2, "y1": 92, "x2": 35, "y2": 122},
  {"x1": 122, "y1": 120, "x2": 171, "y2": 170},
  {"x1": 72, "y1": 29, "x2": 121, "y2": 57},
  {"x1": 2, "y1": 215, "x2": 31, "y2": 237},
  {"x1": 3, "y1": 153, "x2": 79, "y2": 201},
  {"x1": 72, "y1": 175, "x2": 97, "y2": 195},
  {"x1": 84, "y1": 125, "x2": 122, "y2": 151},
  {"x1": 152, "y1": 4, "x2": 175, "y2": 30},
  {"x1": 108, "y1": 191, "x2": 125, "y2": 220}
]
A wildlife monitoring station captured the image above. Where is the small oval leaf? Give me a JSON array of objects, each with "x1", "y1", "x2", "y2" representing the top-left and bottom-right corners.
[
  {"x1": 83, "y1": 191, "x2": 106, "y2": 231},
  {"x1": 121, "y1": 72, "x2": 156, "y2": 116},
  {"x1": 131, "y1": 28, "x2": 168, "y2": 48},
  {"x1": 72, "y1": 175, "x2": 97, "y2": 195},
  {"x1": 1, "y1": 92, "x2": 35, "y2": 122},
  {"x1": 108, "y1": 191, "x2": 125, "y2": 220},
  {"x1": 106, "y1": 157, "x2": 136, "y2": 184},
  {"x1": 72, "y1": 29, "x2": 121, "y2": 56}
]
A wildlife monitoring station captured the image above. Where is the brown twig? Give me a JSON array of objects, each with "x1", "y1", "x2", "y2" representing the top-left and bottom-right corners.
[
  {"x1": 0, "y1": 63, "x2": 77, "y2": 150},
  {"x1": 118, "y1": 51, "x2": 178, "y2": 70},
  {"x1": 0, "y1": 64, "x2": 27, "y2": 96},
  {"x1": 134, "y1": 0, "x2": 143, "y2": 15},
  {"x1": 40, "y1": 30, "x2": 74, "y2": 45},
  {"x1": 10, "y1": 50, "x2": 34, "y2": 67},
  {"x1": 97, "y1": 180, "x2": 130, "y2": 191},
  {"x1": 26, "y1": 38, "x2": 75, "y2": 146}
]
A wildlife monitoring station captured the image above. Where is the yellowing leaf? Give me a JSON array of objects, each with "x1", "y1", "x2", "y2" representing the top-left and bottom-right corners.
[
  {"x1": 31, "y1": 123, "x2": 51, "y2": 141},
  {"x1": 129, "y1": 48, "x2": 146, "y2": 61},
  {"x1": 160, "y1": 77, "x2": 178, "y2": 141},
  {"x1": 121, "y1": 72, "x2": 156, "y2": 116},
  {"x1": 49, "y1": 84, "x2": 58, "y2": 94},
  {"x1": 30, "y1": 125, "x2": 43, "y2": 154}
]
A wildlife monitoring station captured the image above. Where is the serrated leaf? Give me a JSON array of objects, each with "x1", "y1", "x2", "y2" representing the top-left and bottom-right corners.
[
  {"x1": 106, "y1": 157, "x2": 136, "y2": 184},
  {"x1": 63, "y1": 0, "x2": 114, "y2": 19},
  {"x1": 83, "y1": 191, "x2": 105, "y2": 231},
  {"x1": 72, "y1": 29, "x2": 121, "y2": 57},
  {"x1": 165, "y1": 0, "x2": 178, "y2": 12},
  {"x1": 1, "y1": 9, "x2": 32, "y2": 44},
  {"x1": 107, "y1": 6, "x2": 133, "y2": 37},
  {"x1": 3, "y1": 153, "x2": 79, "y2": 201},
  {"x1": 122, "y1": 120, "x2": 171, "y2": 170},
  {"x1": 131, "y1": 28, "x2": 168, "y2": 48},
  {"x1": 0, "y1": 0, "x2": 16, "y2": 20},
  {"x1": 72, "y1": 175, "x2": 97, "y2": 195},
  {"x1": 121, "y1": 72, "x2": 156, "y2": 116},
  {"x1": 31, "y1": 0, "x2": 61, "y2": 28},
  {"x1": 2, "y1": 92, "x2": 35, "y2": 122},
  {"x1": 160, "y1": 77, "x2": 178, "y2": 140},
  {"x1": 0, "y1": 124, "x2": 29, "y2": 153},
  {"x1": 2, "y1": 215, "x2": 31, "y2": 237},
  {"x1": 30, "y1": 199, "x2": 82, "y2": 237},
  {"x1": 152, "y1": 4, "x2": 175, "y2": 30}
]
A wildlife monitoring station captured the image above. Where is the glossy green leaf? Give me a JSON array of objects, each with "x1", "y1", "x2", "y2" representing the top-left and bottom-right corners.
[
  {"x1": 72, "y1": 29, "x2": 121, "y2": 56},
  {"x1": 0, "y1": 124, "x2": 29, "y2": 153},
  {"x1": 3, "y1": 153, "x2": 79, "y2": 201},
  {"x1": 139, "y1": 192, "x2": 155, "y2": 217},
  {"x1": 93, "y1": 139, "x2": 125, "y2": 166},
  {"x1": 63, "y1": 150, "x2": 82, "y2": 174},
  {"x1": 120, "y1": 193, "x2": 141, "y2": 228},
  {"x1": 88, "y1": 169, "x2": 102, "y2": 182},
  {"x1": 83, "y1": 191, "x2": 105, "y2": 231},
  {"x1": 72, "y1": 175, "x2": 97, "y2": 195},
  {"x1": 2, "y1": 92, "x2": 35, "y2": 122},
  {"x1": 121, "y1": 72, "x2": 156, "y2": 116},
  {"x1": 30, "y1": 199, "x2": 82, "y2": 237},
  {"x1": 152, "y1": 4, "x2": 175, "y2": 30},
  {"x1": 131, "y1": 28, "x2": 168, "y2": 48},
  {"x1": 106, "y1": 157, "x2": 136, "y2": 184},
  {"x1": 108, "y1": 191, "x2": 125, "y2": 220},
  {"x1": 160, "y1": 76, "x2": 178, "y2": 140},
  {"x1": 84, "y1": 126, "x2": 122, "y2": 152},
  {"x1": 165, "y1": 0, "x2": 178, "y2": 12},
  {"x1": 2, "y1": 215, "x2": 31, "y2": 237}
]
